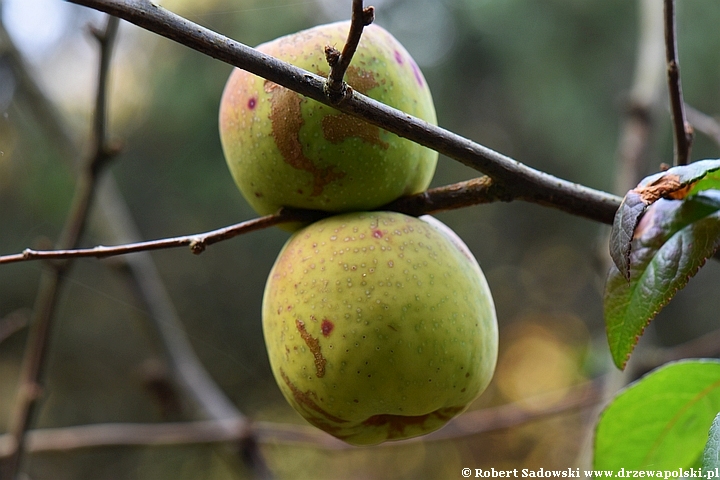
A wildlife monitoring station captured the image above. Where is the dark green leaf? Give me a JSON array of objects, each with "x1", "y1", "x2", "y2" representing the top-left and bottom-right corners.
[
  {"x1": 604, "y1": 191, "x2": 720, "y2": 369},
  {"x1": 594, "y1": 360, "x2": 720, "y2": 471},
  {"x1": 703, "y1": 413, "x2": 720, "y2": 471}
]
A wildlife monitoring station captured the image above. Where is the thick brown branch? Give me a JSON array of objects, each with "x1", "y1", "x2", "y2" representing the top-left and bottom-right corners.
[
  {"x1": 66, "y1": 0, "x2": 621, "y2": 224},
  {"x1": 325, "y1": 0, "x2": 374, "y2": 103},
  {"x1": 664, "y1": 0, "x2": 693, "y2": 166}
]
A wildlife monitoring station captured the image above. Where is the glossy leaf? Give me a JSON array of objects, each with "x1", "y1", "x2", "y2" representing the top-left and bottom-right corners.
[
  {"x1": 610, "y1": 159, "x2": 720, "y2": 279},
  {"x1": 703, "y1": 413, "x2": 720, "y2": 471},
  {"x1": 595, "y1": 360, "x2": 720, "y2": 471},
  {"x1": 604, "y1": 191, "x2": 720, "y2": 369}
]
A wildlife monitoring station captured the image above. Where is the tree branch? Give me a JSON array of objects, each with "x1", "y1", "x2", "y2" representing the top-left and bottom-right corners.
[
  {"x1": 664, "y1": 0, "x2": 693, "y2": 166},
  {"x1": 1, "y1": 16, "x2": 120, "y2": 480},
  {"x1": 66, "y1": 0, "x2": 621, "y2": 225},
  {"x1": 324, "y1": 0, "x2": 374, "y2": 103},
  {"x1": 0, "y1": 176, "x2": 513, "y2": 265}
]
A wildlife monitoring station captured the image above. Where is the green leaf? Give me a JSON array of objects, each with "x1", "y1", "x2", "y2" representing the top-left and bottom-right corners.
[
  {"x1": 688, "y1": 166, "x2": 720, "y2": 196},
  {"x1": 604, "y1": 191, "x2": 720, "y2": 369},
  {"x1": 609, "y1": 159, "x2": 720, "y2": 279},
  {"x1": 594, "y1": 360, "x2": 720, "y2": 472},
  {"x1": 703, "y1": 413, "x2": 720, "y2": 470}
]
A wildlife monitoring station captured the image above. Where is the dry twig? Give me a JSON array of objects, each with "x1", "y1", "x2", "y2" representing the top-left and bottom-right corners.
[
  {"x1": 664, "y1": 0, "x2": 693, "y2": 166},
  {"x1": 325, "y1": 0, "x2": 375, "y2": 103},
  {"x1": 0, "y1": 177, "x2": 508, "y2": 265}
]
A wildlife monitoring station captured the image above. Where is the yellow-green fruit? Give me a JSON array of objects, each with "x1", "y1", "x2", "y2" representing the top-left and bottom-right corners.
[
  {"x1": 218, "y1": 22, "x2": 438, "y2": 219},
  {"x1": 262, "y1": 212, "x2": 498, "y2": 445}
]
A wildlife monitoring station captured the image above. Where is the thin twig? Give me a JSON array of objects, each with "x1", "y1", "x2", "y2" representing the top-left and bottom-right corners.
[
  {"x1": 1, "y1": 16, "x2": 120, "y2": 480},
  {"x1": 0, "y1": 208, "x2": 319, "y2": 264},
  {"x1": 664, "y1": 0, "x2": 693, "y2": 166},
  {"x1": 66, "y1": 0, "x2": 621, "y2": 225},
  {"x1": 0, "y1": 378, "x2": 603, "y2": 454},
  {"x1": 325, "y1": 0, "x2": 374, "y2": 103},
  {"x1": 0, "y1": 176, "x2": 511, "y2": 265}
]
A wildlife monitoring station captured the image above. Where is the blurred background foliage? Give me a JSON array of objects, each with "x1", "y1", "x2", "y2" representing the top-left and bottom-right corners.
[{"x1": 2, "y1": 0, "x2": 720, "y2": 478}]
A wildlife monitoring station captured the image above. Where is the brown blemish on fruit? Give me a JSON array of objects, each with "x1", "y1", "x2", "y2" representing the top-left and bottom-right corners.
[
  {"x1": 265, "y1": 80, "x2": 345, "y2": 196},
  {"x1": 296, "y1": 319, "x2": 326, "y2": 377},
  {"x1": 372, "y1": 229, "x2": 383, "y2": 239},
  {"x1": 322, "y1": 114, "x2": 389, "y2": 149},
  {"x1": 320, "y1": 66, "x2": 388, "y2": 149},
  {"x1": 362, "y1": 406, "x2": 464, "y2": 440},
  {"x1": 321, "y1": 319, "x2": 334, "y2": 337},
  {"x1": 279, "y1": 368, "x2": 347, "y2": 425},
  {"x1": 346, "y1": 66, "x2": 379, "y2": 94}
]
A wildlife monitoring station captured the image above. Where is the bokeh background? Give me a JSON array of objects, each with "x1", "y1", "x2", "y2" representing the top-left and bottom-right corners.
[{"x1": 2, "y1": 0, "x2": 720, "y2": 478}]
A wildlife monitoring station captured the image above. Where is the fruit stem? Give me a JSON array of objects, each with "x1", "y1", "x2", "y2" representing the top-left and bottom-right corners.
[{"x1": 325, "y1": 0, "x2": 375, "y2": 104}]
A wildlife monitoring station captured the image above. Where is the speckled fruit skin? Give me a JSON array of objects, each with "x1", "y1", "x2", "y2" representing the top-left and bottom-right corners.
[
  {"x1": 218, "y1": 22, "x2": 438, "y2": 219},
  {"x1": 262, "y1": 212, "x2": 498, "y2": 445}
]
